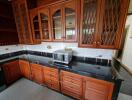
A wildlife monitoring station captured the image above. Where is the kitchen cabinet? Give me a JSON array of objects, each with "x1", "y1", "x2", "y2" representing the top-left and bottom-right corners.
[
  {"x1": 60, "y1": 71, "x2": 83, "y2": 99},
  {"x1": 50, "y1": 0, "x2": 78, "y2": 42},
  {"x1": 0, "y1": 2, "x2": 19, "y2": 45},
  {"x1": 19, "y1": 60, "x2": 31, "y2": 79},
  {"x1": 30, "y1": 8, "x2": 41, "y2": 43},
  {"x1": 38, "y1": 7, "x2": 52, "y2": 41},
  {"x1": 12, "y1": 0, "x2": 33, "y2": 44},
  {"x1": 79, "y1": 0, "x2": 129, "y2": 49},
  {"x1": 30, "y1": 63, "x2": 43, "y2": 84},
  {"x1": 43, "y1": 67, "x2": 60, "y2": 91},
  {"x1": 83, "y1": 76, "x2": 114, "y2": 100},
  {"x1": 2, "y1": 60, "x2": 21, "y2": 85}
]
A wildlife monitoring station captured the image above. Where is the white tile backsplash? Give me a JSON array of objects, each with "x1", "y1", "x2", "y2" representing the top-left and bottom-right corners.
[
  {"x1": 0, "y1": 42, "x2": 113, "y2": 59},
  {"x1": 24, "y1": 42, "x2": 114, "y2": 59},
  {"x1": 0, "y1": 45, "x2": 24, "y2": 55}
]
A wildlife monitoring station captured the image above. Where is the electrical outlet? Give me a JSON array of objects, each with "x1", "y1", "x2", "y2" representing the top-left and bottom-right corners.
[
  {"x1": 5, "y1": 48, "x2": 9, "y2": 50},
  {"x1": 47, "y1": 45, "x2": 52, "y2": 49}
]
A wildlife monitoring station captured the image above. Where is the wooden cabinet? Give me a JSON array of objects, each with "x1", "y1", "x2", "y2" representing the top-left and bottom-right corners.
[
  {"x1": 30, "y1": 8, "x2": 41, "y2": 43},
  {"x1": 19, "y1": 60, "x2": 31, "y2": 79},
  {"x1": 12, "y1": 0, "x2": 33, "y2": 44},
  {"x1": 0, "y1": 2, "x2": 19, "y2": 45},
  {"x1": 83, "y1": 76, "x2": 114, "y2": 100},
  {"x1": 2, "y1": 60, "x2": 21, "y2": 85},
  {"x1": 79, "y1": 0, "x2": 129, "y2": 49},
  {"x1": 50, "y1": 0, "x2": 78, "y2": 42},
  {"x1": 39, "y1": 7, "x2": 52, "y2": 41},
  {"x1": 43, "y1": 67, "x2": 60, "y2": 91},
  {"x1": 30, "y1": 63, "x2": 43, "y2": 84},
  {"x1": 60, "y1": 71, "x2": 83, "y2": 99}
]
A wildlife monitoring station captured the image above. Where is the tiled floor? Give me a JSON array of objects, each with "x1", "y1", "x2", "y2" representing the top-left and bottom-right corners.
[{"x1": 0, "y1": 78, "x2": 131, "y2": 100}]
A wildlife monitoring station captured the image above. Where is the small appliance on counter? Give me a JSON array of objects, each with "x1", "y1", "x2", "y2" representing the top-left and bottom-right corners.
[{"x1": 53, "y1": 49, "x2": 73, "y2": 64}]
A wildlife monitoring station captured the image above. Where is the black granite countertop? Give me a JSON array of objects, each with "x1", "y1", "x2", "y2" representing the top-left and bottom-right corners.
[{"x1": 0, "y1": 53, "x2": 117, "y2": 82}]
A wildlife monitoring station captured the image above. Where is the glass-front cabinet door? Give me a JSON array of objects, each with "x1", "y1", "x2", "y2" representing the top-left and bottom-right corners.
[
  {"x1": 51, "y1": 4, "x2": 63, "y2": 41},
  {"x1": 52, "y1": 10, "x2": 62, "y2": 41},
  {"x1": 64, "y1": 0, "x2": 77, "y2": 42},
  {"x1": 30, "y1": 9, "x2": 41, "y2": 43},
  {"x1": 65, "y1": 8, "x2": 76, "y2": 41},
  {"x1": 39, "y1": 8, "x2": 51, "y2": 41},
  {"x1": 79, "y1": 0, "x2": 101, "y2": 47}
]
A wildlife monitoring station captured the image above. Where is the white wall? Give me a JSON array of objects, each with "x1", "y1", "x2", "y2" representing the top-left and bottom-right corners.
[
  {"x1": 24, "y1": 42, "x2": 113, "y2": 59},
  {"x1": 0, "y1": 43, "x2": 113, "y2": 59},
  {"x1": 0, "y1": 45, "x2": 24, "y2": 55},
  {"x1": 121, "y1": 15, "x2": 132, "y2": 71}
]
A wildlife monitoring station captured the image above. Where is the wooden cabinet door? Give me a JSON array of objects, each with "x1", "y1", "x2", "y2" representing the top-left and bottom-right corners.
[
  {"x1": 43, "y1": 67, "x2": 60, "y2": 91},
  {"x1": 98, "y1": 0, "x2": 129, "y2": 49},
  {"x1": 79, "y1": 0, "x2": 101, "y2": 48},
  {"x1": 50, "y1": 3, "x2": 64, "y2": 41},
  {"x1": 39, "y1": 7, "x2": 52, "y2": 41},
  {"x1": 83, "y1": 76, "x2": 114, "y2": 100},
  {"x1": 63, "y1": 0, "x2": 77, "y2": 42},
  {"x1": 12, "y1": 0, "x2": 25, "y2": 44},
  {"x1": 12, "y1": 0, "x2": 33, "y2": 44},
  {"x1": 30, "y1": 8, "x2": 41, "y2": 44},
  {"x1": 60, "y1": 71, "x2": 83, "y2": 99},
  {"x1": 19, "y1": 60, "x2": 31, "y2": 79},
  {"x1": 31, "y1": 63, "x2": 43, "y2": 84},
  {"x1": 2, "y1": 60, "x2": 21, "y2": 85}
]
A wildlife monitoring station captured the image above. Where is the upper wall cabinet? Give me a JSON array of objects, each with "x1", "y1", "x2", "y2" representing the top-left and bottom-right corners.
[
  {"x1": 12, "y1": 0, "x2": 33, "y2": 44},
  {"x1": 50, "y1": 0, "x2": 78, "y2": 42},
  {"x1": 79, "y1": 0, "x2": 129, "y2": 49},
  {"x1": 30, "y1": 8, "x2": 41, "y2": 44},
  {"x1": 39, "y1": 7, "x2": 52, "y2": 41},
  {"x1": 30, "y1": 7, "x2": 52, "y2": 42},
  {"x1": 50, "y1": 3, "x2": 63, "y2": 41}
]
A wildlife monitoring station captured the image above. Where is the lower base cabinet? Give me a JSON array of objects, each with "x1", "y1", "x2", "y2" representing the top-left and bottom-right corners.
[
  {"x1": 2, "y1": 60, "x2": 114, "y2": 100},
  {"x1": 2, "y1": 60, "x2": 21, "y2": 85},
  {"x1": 60, "y1": 71, "x2": 83, "y2": 100},
  {"x1": 30, "y1": 63, "x2": 43, "y2": 84},
  {"x1": 43, "y1": 67, "x2": 60, "y2": 91},
  {"x1": 19, "y1": 60, "x2": 31, "y2": 79},
  {"x1": 83, "y1": 76, "x2": 114, "y2": 100}
]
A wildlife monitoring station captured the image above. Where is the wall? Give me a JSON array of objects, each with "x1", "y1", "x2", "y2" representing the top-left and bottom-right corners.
[
  {"x1": 121, "y1": 15, "x2": 132, "y2": 71},
  {"x1": 23, "y1": 42, "x2": 113, "y2": 59},
  {"x1": 0, "y1": 45, "x2": 24, "y2": 55}
]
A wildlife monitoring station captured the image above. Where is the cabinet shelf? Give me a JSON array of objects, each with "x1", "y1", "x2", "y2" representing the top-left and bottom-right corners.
[
  {"x1": 66, "y1": 13, "x2": 75, "y2": 17},
  {"x1": 53, "y1": 27, "x2": 61, "y2": 30}
]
